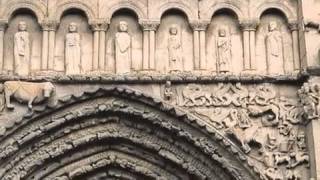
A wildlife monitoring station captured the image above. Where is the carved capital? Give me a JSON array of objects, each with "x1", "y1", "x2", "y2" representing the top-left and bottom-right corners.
[
  {"x1": 289, "y1": 21, "x2": 299, "y2": 31},
  {"x1": 90, "y1": 19, "x2": 109, "y2": 31},
  {"x1": 190, "y1": 21, "x2": 209, "y2": 31},
  {"x1": 240, "y1": 20, "x2": 259, "y2": 31},
  {"x1": 40, "y1": 20, "x2": 59, "y2": 31},
  {"x1": 0, "y1": 20, "x2": 8, "y2": 31},
  {"x1": 140, "y1": 21, "x2": 160, "y2": 31}
]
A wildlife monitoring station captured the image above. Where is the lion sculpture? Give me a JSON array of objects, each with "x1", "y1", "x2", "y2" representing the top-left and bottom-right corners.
[{"x1": 1, "y1": 81, "x2": 56, "y2": 110}]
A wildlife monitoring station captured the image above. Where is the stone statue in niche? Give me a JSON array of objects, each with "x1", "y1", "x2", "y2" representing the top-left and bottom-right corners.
[
  {"x1": 216, "y1": 27, "x2": 231, "y2": 73},
  {"x1": 115, "y1": 21, "x2": 131, "y2": 74},
  {"x1": 65, "y1": 22, "x2": 81, "y2": 75},
  {"x1": 14, "y1": 21, "x2": 30, "y2": 76},
  {"x1": 266, "y1": 21, "x2": 284, "y2": 74},
  {"x1": 168, "y1": 25, "x2": 183, "y2": 72}
]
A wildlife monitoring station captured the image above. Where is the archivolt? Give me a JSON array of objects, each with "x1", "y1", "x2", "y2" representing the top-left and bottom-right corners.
[{"x1": 0, "y1": 87, "x2": 261, "y2": 180}]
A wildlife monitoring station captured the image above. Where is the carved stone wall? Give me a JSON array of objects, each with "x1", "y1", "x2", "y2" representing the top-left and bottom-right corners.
[{"x1": 0, "y1": 0, "x2": 319, "y2": 179}]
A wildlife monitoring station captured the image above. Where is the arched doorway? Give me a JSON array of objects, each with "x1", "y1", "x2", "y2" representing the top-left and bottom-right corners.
[{"x1": 0, "y1": 87, "x2": 260, "y2": 180}]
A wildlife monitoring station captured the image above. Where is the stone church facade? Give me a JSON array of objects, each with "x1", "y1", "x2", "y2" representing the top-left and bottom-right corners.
[{"x1": 0, "y1": 0, "x2": 320, "y2": 179}]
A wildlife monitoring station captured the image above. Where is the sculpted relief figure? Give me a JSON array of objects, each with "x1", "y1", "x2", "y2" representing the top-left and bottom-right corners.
[
  {"x1": 266, "y1": 21, "x2": 284, "y2": 74},
  {"x1": 14, "y1": 21, "x2": 30, "y2": 76},
  {"x1": 115, "y1": 21, "x2": 131, "y2": 74},
  {"x1": 2, "y1": 81, "x2": 56, "y2": 110},
  {"x1": 168, "y1": 25, "x2": 183, "y2": 72},
  {"x1": 65, "y1": 22, "x2": 81, "y2": 75},
  {"x1": 216, "y1": 27, "x2": 231, "y2": 73}
]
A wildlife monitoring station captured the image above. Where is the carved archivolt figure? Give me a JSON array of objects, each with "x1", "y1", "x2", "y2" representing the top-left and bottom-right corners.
[
  {"x1": 115, "y1": 21, "x2": 131, "y2": 74},
  {"x1": 65, "y1": 22, "x2": 81, "y2": 75},
  {"x1": 168, "y1": 25, "x2": 183, "y2": 72},
  {"x1": 14, "y1": 21, "x2": 30, "y2": 76},
  {"x1": 266, "y1": 21, "x2": 284, "y2": 74},
  {"x1": 216, "y1": 27, "x2": 231, "y2": 73}
]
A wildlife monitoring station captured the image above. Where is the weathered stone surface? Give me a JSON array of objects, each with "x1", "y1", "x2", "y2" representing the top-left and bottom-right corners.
[{"x1": 0, "y1": 0, "x2": 318, "y2": 179}]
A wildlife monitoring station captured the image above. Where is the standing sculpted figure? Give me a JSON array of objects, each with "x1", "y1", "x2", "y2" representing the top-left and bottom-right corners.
[
  {"x1": 65, "y1": 22, "x2": 81, "y2": 75},
  {"x1": 168, "y1": 25, "x2": 183, "y2": 72},
  {"x1": 115, "y1": 21, "x2": 131, "y2": 74},
  {"x1": 14, "y1": 21, "x2": 30, "y2": 76},
  {"x1": 216, "y1": 27, "x2": 231, "y2": 73},
  {"x1": 266, "y1": 21, "x2": 283, "y2": 74}
]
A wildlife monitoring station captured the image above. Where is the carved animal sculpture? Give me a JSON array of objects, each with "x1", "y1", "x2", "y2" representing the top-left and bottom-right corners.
[
  {"x1": 290, "y1": 152, "x2": 309, "y2": 168},
  {"x1": 263, "y1": 168, "x2": 283, "y2": 180},
  {"x1": 2, "y1": 81, "x2": 56, "y2": 110},
  {"x1": 226, "y1": 125, "x2": 264, "y2": 153},
  {"x1": 274, "y1": 153, "x2": 291, "y2": 167}
]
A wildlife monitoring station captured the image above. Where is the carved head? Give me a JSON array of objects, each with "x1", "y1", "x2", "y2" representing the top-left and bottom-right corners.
[
  {"x1": 69, "y1": 22, "x2": 78, "y2": 33},
  {"x1": 268, "y1": 21, "x2": 278, "y2": 32},
  {"x1": 169, "y1": 25, "x2": 178, "y2": 35},
  {"x1": 218, "y1": 28, "x2": 227, "y2": 37},
  {"x1": 118, "y1": 21, "x2": 128, "y2": 32},
  {"x1": 44, "y1": 82, "x2": 55, "y2": 98},
  {"x1": 18, "y1": 21, "x2": 27, "y2": 31}
]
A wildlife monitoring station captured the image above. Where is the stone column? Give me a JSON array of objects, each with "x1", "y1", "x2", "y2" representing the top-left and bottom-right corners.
[
  {"x1": 40, "y1": 20, "x2": 51, "y2": 70},
  {"x1": 289, "y1": 21, "x2": 300, "y2": 71},
  {"x1": 240, "y1": 21, "x2": 258, "y2": 71},
  {"x1": 191, "y1": 22, "x2": 209, "y2": 70},
  {"x1": 99, "y1": 23, "x2": 108, "y2": 71},
  {"x1": 90, "y1": 20, "x2": 109, "y2": 72},
  {"x1": 141, "y1": 21, "x2": 160, "y2": 71},
  {"x1": 47, "y1": 21, "x2": 58, "y2": 71},
  {"x1": 90, "y1": 24, "x2": 100, "y2": 71},
  {"x1": 0, "y1": 21, "x2": 7, "y2": 72}
]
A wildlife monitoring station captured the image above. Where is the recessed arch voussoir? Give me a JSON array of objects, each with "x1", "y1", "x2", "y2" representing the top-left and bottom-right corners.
[{"x1": 0, "y1": 87, "x2": 261, "y2": 180}]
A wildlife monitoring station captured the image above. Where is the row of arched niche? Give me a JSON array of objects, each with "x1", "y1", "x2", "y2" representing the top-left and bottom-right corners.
[{"x1": 2, "y1": 7, "x2": 299, "y2": 76}]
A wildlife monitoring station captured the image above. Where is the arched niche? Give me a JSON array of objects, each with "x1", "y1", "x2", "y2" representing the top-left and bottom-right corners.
[
  {"x1": 155, "y1": 9, "x2": 193, "y2": 73},
  {"x1": 256, "y1": 9, "x2": 293, "y2": 75},
  {"x1": 206, "y1": 9, "x2": 242, "y2": 74},
  {"x1": 54, "y1": 9, "x2": 93, "y2": 74},
  {"x1": 3, "y1": 9, "x2": 42, "y2": 75},
  {"x1": 106, "y1": 9, "x2": 143, "y2": 73}
]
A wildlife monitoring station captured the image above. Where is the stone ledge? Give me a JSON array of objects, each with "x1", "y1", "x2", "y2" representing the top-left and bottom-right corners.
[{"x1": 0, "y1": 72, "x2": 309, "y2": 84}]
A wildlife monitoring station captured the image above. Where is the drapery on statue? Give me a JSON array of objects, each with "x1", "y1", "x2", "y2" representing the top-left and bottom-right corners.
[
  {"x1": 216, "y1": 26, "x2": 231, "y2": 73},
  {"x1": 65, "y1": 22, "x2": 81, "y2": 75},
  {"x1": 115, "y1": 21, "x2": 131, "y2": 74},
  {"x1": 1, "y1": 81, "x2": 56, "y2": 111},
  {"x1": 168, "y1": 24, "x2": 183, "y2": 72},
  {"x1": 14, "y1": 21, "x2": 30, "y2": 76},
  {"x1": 266, "y1": 21, "x2": 284, "y2": 74}
]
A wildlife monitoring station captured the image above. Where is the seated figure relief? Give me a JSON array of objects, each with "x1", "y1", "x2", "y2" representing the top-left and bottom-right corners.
[
  {"x1": 168, "y1": 25, "x2": 183, "y2": 72},
  {"x1": 14, "y1": 21, "x2": 30, "y2": 76},
  {"x1": 115, "y1": 21, "x2": 132, "y2": 74},
  {"x1": 65, "y1": 22, "x2": 81, "y2": 75},
  {"x1": 266, "y1": 21, "x2": 284, "y2": 75}
]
